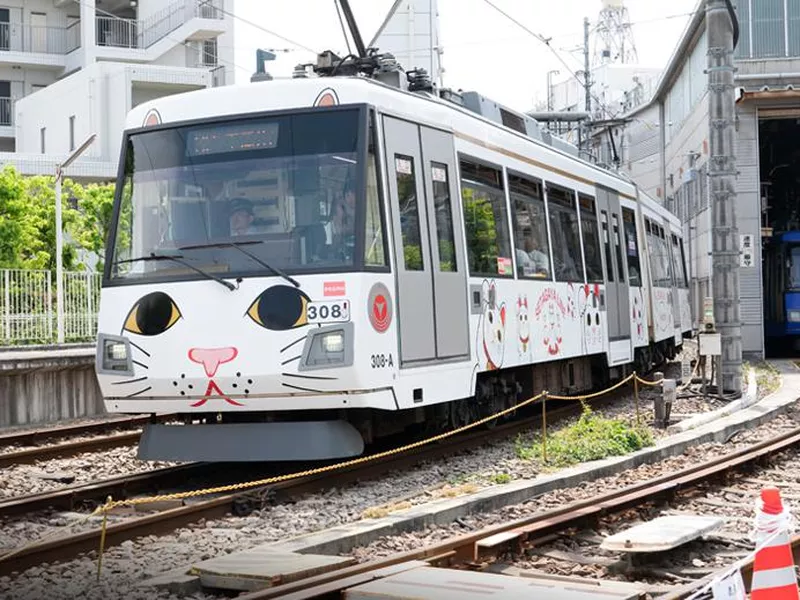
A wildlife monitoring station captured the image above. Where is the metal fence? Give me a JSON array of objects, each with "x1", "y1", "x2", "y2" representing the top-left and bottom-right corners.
[{"x1": 0, "y1": 269, "x2": 101, "y2": 346}]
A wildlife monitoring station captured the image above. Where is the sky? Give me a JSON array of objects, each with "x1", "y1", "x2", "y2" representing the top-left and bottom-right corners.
[{"x1": 228, "y1": 0, "x2": 700, "y2": 113}]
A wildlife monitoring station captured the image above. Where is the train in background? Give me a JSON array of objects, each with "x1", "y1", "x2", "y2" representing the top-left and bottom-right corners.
[
  {"x1": 763, "y1": 231, "x2": 800, "y2": 351},
  {"x1": 93, "y1": 50, "x2": 693, "y2": 463}
]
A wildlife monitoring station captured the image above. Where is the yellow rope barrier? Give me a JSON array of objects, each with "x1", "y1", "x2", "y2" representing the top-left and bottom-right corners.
[{"x1": 0, "y1": 365, "x2": 674, "y2": 579}]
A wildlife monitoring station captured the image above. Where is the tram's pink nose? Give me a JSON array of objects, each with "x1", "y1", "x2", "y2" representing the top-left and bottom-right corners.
[{"x1": 188, "y1": 347, "x2": 238, "y2": 377}]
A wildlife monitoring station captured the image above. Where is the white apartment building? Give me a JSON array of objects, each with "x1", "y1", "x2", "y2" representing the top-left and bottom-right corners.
[{"x1": 0, "y1": 0, "x2": 234, "y2": 180}]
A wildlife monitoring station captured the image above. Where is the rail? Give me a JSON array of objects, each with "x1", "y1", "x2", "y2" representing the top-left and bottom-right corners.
[
  {"x1": 0, "y1": 370, "x2": 667, "y2": 579},
  {"x1": 237, "y1": 424, "x2": 800, "y2": 600},
  {"x1": 0, "y1": 369, "x2": 646, "y2": 575}
]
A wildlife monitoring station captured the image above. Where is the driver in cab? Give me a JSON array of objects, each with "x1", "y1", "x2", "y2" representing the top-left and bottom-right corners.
[{"x1": 229, "y1": 197, "x2": 258, "y2": 236}]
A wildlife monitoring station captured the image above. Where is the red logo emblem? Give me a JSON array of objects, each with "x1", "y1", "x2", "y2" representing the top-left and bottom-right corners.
[
  {"x1": 367, "y1": 283, "x2": 392, "y2": 333},
  {"x1": 324, "y1": 281, "x2": 346, "y2": 297}
]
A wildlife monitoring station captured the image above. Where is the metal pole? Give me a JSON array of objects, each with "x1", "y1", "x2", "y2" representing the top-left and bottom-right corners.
[
  {"x1": 583, "y1": 17, "x2": 591, "y2": 113},
  {"x1": 55, "y1": 168, "x2": 64, "y2": 344},
  {"x1": 707, "y1": 0, "x2": 742, "y2": 395},
  {"x1": 541, "y1": 393, "x2": 548, "y2": 464}
]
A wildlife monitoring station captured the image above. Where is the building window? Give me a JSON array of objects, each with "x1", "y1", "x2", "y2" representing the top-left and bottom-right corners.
[
  {"x1": 460, "y1": 159, "x2": 513, "y2": 277},
  {"x1": 40, "y1": 127, "x2": 45, "y2": 154},
  {"x1": 202, "y1": 39, "x2": 218, "y2": 66},
  {"x1": 69, "y1": 116, "x2": 75, "y2": 152}
]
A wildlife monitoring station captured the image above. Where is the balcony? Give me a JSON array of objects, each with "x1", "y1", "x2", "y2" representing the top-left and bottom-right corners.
[
  {"x1": 96, "y1": 0, "x2": 224, "y2": 50},
  {"x1": 0, "y1": 22, "x2": 72, "y2": 55}
]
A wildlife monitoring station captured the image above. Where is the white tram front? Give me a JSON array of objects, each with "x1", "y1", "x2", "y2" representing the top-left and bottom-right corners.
[{"x1": 95, "y1": 76, "x2": 691, "y2": 463}]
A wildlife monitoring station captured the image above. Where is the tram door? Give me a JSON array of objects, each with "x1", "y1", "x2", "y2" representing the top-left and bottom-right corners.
[
  {"x1": 596, "y1": 188, "x2": 631, "y2": 343},
  {"x1": 382, "y1": 116, "x2": 470, "y2": 366}
]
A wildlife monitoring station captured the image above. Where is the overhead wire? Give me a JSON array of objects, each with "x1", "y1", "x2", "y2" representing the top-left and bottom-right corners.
[
  {"x1": 479, "y1": 0, "x2": 621, "y2": 119},
  {"x1": 195, "y1": 0, "x2": 319, "y2": 55}
]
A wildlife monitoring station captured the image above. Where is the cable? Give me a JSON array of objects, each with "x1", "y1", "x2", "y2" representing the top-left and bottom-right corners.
[
  {"x1": 723, "y1": 0, "x2": 740, "y2": 49},
  {"x1": 195, "y1": 0, "x2": 319, "y2": 55},
  {"x1": 334, "y1": 0, "x2": 353, "y2": 56},
  {"x1": 479, "y1": 0, "x2": 619, "y2": 119}
]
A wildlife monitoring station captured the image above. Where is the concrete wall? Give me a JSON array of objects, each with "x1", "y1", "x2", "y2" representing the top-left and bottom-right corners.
[
  {"x1": 15, "y1": 61, "x2": 209, "y2": 163},
  {"x1": 623, "y1": 102, "x2": 662, "y2": 198},
  {"x1": 0, "y1": 346, "x2": 105, "y2": 428}
]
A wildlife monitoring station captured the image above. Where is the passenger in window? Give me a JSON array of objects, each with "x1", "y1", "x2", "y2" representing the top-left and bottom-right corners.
[
  {"x1": 329, "y1": 185, "x2": 356, "y2": 261},
  {"x1": 229, "y1": 197, "x2": 257, "y2": 236}
]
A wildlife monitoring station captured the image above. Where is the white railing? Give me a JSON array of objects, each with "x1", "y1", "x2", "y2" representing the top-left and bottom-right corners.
[
  {"x1": 96, "y1": 0, "x2": 224, "y2": 50},
  {"x1": 0, "y1": 97, "x2": 12, "y2": 126},
  {"x1": 0, "y1": 269, "x2": 101, "y2": 345},
  {"x1": 0, "y1": 22, "x2": 72, "y2": 54}
]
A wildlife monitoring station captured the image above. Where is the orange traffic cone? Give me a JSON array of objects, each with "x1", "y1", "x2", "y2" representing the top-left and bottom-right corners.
[{"x1": 751, "y1": 487, "x2": 799, "y2": 599}]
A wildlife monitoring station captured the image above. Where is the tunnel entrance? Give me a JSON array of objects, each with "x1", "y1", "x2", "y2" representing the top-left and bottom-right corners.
[{"x1": 759, "y1": 116, "x2": 800, "y2": 357}]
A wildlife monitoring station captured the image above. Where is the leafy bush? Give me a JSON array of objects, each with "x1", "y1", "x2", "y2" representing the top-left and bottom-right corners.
[{"x1": 516, "y1": 406, "x2": 654, "y2": 468}]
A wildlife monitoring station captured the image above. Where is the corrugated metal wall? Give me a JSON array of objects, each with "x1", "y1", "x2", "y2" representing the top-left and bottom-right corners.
[
  {"x1": 736, "y1": 104, "x2": 764, "y2": 354},
  {"x1": 737, "y1": 0, "x2": 800, "y2": 58}
]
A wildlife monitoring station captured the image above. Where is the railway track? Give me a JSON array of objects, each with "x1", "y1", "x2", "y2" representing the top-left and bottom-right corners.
[
  {"x1": 0, "y1": 389, "x2": 622, "y2": 577},
  {"x1": 228, "y1": 423, "x2": 800, "y2": 600},
  {"x1": 0, "y1": 414, "x2": 176, "y2": 467}
]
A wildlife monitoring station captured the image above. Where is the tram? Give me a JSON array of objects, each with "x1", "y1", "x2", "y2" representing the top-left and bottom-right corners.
[{"x1": 94, "y1": 50, "x2": 692, "y2": 462}]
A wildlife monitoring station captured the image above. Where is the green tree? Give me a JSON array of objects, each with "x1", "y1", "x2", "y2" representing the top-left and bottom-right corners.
[
  {"x1": 70, "y1": 182, "x2": 117, "y2": 271},
  {"x1": 0, "y1": 165, "x2": 118, "y2": 272}
]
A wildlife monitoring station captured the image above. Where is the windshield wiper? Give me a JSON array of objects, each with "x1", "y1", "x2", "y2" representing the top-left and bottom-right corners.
[
  {"x1": 178, "y1": 241, "x2": 300, "y2": 288},
  {"x1": 113, "y1": 252, "x2": 237, "y2": 291}
]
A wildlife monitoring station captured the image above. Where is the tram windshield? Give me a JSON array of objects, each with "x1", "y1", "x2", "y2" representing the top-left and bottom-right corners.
[{"x1": 107, "y1": 107, "x2": 387, "y2": 283}]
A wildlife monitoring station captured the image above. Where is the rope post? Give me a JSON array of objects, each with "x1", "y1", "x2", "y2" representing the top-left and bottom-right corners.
[
  {"x1": 97, "y1": 496, "x2": 112, "y2": 582},
  {"x1": 541, "y1": 392, "x2": 548, "y2": 464},
  {"x1": 634, "y1": 372, "x2": 641, "y2": 427}
]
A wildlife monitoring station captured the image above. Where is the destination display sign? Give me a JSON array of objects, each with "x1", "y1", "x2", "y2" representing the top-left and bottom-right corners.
[{"x1": 187, "y1": 122, "x2": 280, "y2": 156}]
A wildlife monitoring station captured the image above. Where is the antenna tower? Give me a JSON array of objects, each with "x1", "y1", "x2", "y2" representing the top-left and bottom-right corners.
[{"x1": 593, "y1": 0, "x2": 638, "y2": 65}]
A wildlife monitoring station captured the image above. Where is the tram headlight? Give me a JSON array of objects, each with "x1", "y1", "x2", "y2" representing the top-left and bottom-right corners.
[
  {"x1": 96, "y1": 333, "x2": 134, "y2": 376},
  {"x1": 788, "y1": 310, "x2": 800, "y2": 323},
  {"x1": 321, "y1": 332, "x2": 344, "y2": 353},
  {"x1": 299, "y1": 323, "x2": 353, "y2": 371}
]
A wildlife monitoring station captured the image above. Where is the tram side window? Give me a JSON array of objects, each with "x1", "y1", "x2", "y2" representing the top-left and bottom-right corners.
[
  {"x1": 431, "y1": 162, "x2": 457, "y2": 272},
  {"x1": 546, "y1": 184, "x2": 583, "y2": 283},
  {"x1": 460, "y1": 160, "x2": 513, "y2": 276},
  {"x1": 364, "y1": 116, "x2": 387, "y2": 267},
  {"x1": 679, "y1": 239, "x2": 689, "y2": 289},
  {"x1": 394, "y1": 154, "x2": 423, "y2": 271},
  {"x1": 601, "y1": 211, "x2": 614, "y2": 282},
  {"x1": 645, "y1": 219, "x2": 664, "y2": 287},
  {"x1": 509, "y1": 173, "x2": 551, "y2": 279},
  {"x1": 622, "y1": 208, "x2": 641, "y2": 287},
  {"x1": 660, "y1": 226, "x2": 673, "y2": 286},
  {"x1": 671, "y1": 234, "x2": 688, "y2": 288},
  {"x1": 579, "y1": 194, "x2": 603, "y2": 283},
  {"x1": 612, "y1": 214, "x2": 625, "y2": 283}
]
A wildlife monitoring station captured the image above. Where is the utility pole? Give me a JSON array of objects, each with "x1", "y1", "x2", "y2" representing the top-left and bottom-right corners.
[
  {"x1": 54, "y1": 133, "x2": 97, "y2": 344},
  {"x1": 707, "y1": 0, "x2": 742, "y2": 394},
  {"x1": 583, "y1": 17, "x2": 591, "y2": 113}
]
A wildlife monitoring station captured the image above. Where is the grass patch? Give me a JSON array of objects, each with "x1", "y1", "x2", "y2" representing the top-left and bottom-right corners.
[
  {"x1": 491, "y1": 473, "x2": 512, "y2": 485},
  {"x1": 515, "y1": 406, "x2": 654, "y2": 468},
  {"x1": 744, "y1": 361, "x2": 781, "y2": 395}
]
